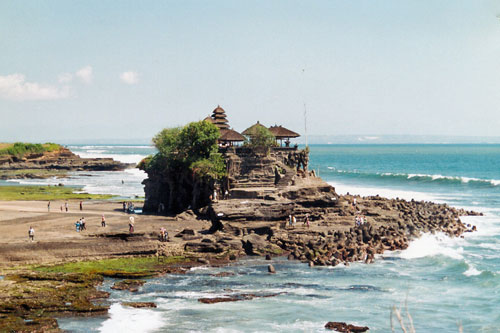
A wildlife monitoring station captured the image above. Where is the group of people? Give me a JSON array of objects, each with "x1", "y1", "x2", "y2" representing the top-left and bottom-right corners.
[
  {"x1": 74, "y1": 215, "x2": 107, "y2": 232},
  {"x1": 75, "y1": 217, "x2": 87, "y2": 232},
  {"x1": 47, "y1": 200, "x2": 85, "y2": 213},
  {"x1": 355, "y1": 215, "x2": 367, "y2": 226},
  {"x1": 123, "y1": 201, "x2": 135, "y2": 213},
  {"x1": 287, "y1": 213, "x2": 310, "y2": 228},
  {"x1": 211, "y1": 189, "x2": 230, "y2": 202},
  {"x1": 159, "y1": 227, "x2": 168, "y2": 242}
]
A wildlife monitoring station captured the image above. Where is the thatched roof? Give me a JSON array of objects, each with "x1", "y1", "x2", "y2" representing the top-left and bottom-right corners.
[
  {"x1": 203, "y1": 115, "x2": 215, "y2": 123},
  {"x1": 211, "y1": 105, "x2": 229, "y2": 130},
  {"x1": 242, "y1": 121, "x2": 268, "y2": 136},
  {"x1": 268, "y1": 125, "x2": 300, "y2": 138},
  {"x1": 219, "y1": 128, "x2": 245, "y2": 142}
]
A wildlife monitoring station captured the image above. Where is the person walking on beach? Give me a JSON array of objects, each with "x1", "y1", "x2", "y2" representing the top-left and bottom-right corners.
[
  {"x1": 80, "y1": 217, "x2": 86, "y2": 231},
  {"x1": 75, "y1": 220, "x2": 81, "y2": 232},
  {"x1": 292, "y1": 215, "x2": 297, "y2": 227},
  {"x1": 28, "y1": 226, "x2": 34, "y2": 241},
  {"x1": 129, "y1": 216, "x2": 135, "y2": 233},
  {"x1": 101, "y1": 214, "x2": 106, "y2": 227},
  {"x1": 65, "y1": 201, "x2": 68, "y2": 212},
  {"x1": 60, "y1": 204, "x2": 63, "y2": 212},
  {"x1": 47, "y1": 201, "x2": 51, "y2": 212},
  {"x1": 79, "y1": 201, "x2": 83, "y2": 211},
  {"x1": 288, "y1": 214, "x2": 293, "y2": 227},
  {"x1": 123, "y1": 201, "x2": 127, "y2": 212},
  {"x1": 304, "y1": 213, "x2": 310, "y2": 228}
]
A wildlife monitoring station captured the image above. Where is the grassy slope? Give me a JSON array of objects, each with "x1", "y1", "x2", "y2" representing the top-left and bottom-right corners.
[
  {"x1": 0, "y1": 142, "x2": 61, "y2": 157},
  {"x1": 0, "y1": 185, "x2": 114, "y2": 200}
]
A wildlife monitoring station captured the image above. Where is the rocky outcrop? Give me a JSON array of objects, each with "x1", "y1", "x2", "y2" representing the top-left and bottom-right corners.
[
  {"x1": 324, "y1": 322, "x2": 369, "y2": 332},
  {"x1": 0, "y1": 147, "x2": 131, "y2": 179},
  {"x1": 122, "y1": 302, "x2": 157, "y2": 308}
]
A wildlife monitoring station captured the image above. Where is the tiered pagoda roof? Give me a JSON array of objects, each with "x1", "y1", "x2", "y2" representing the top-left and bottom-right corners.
[{"x1": 211, "y1": 105, "x2": 230, "y2": 130}]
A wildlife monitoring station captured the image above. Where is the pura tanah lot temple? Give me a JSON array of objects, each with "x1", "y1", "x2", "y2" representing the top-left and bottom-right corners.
[
  {"x1": 201, "y1": 105, "x2": 309, "y2": 191},
  {"x1": 203, "y1": 105, "x2": 301, "y2": 149},
  {"x1": 142, "y1": 104, "x2": 312, "y2": 214}
]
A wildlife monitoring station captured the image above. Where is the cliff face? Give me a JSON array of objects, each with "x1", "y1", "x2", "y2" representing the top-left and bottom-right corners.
[{"x1": 0, "y1": 147, "x2": 131, "y2": 179}]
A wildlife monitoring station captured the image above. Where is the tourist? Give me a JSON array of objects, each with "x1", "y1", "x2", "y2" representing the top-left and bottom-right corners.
[
  {"x1": 304, "y1": 213, "x2": 310, "y2": 228},
  {"x1": 225, "y1": 189, "x2": 229, "y2": 200},
  {"x1": 60, "y1": 204, "x2": 63, "y2": 212},
  {"x1": 101, "y1": 214, "x2": 106, "y2": 227},
  {"x1": 288, "y1": 214, "x2": 293, "y2": 227},
  {"x1": 160, "y1": 227, "x2": 166, "y2": 242},
  {"x1": 123, "y1": 201, "x2": 127, "y2": 212},
  {"x1": 213, "y1": 189, "x2": 218, "y2": 202},
  {"x1": 75, "y1": 220, "x2": 81, "y2": 232},
  {"x1": 28, "y1": 226, "x2": 34, "y2": 241},
  {"x1": 129, "y1": 216, "x2": 135, "y2": 233},
  {"x1": 79, "y1": 201, "x2": 83, "y2": 211},
  {"x1": 47, "y1": 201, "x2": 51, "y2": 212},
  {"x1": 65, "y1": 201, "x2": 68, "y2": 212},
  {"x1": 292, "y1": 215, "x2": 297, "y2": 226},
  {"x1": 80, "y1": 217, "x2": 86, "y2": 231}
]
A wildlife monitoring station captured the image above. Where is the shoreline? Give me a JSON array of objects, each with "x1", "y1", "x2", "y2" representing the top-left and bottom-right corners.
[{"x1": 0, "y1": 189, "x2": 481, "y2": 331}]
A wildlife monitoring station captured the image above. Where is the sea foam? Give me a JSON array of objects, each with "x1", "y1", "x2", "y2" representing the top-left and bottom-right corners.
[
  {"x1": 394, "y1": 233, "x2": 464, "y2": 260},
  {"x1": 98, "y1": 303, "x2": 164, "y2": 333}
]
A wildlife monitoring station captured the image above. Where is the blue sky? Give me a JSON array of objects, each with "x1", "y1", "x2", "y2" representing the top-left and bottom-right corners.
[{"x1": 0, "y1": 1, "x2": 499, "y2": 142}]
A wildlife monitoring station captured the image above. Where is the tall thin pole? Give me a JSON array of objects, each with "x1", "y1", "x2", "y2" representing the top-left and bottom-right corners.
[{"x1": 302, "y1": 68, "x2": 308, "y2": 148}]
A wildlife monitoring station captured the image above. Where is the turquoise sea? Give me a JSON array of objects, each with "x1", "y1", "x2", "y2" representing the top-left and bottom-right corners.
[{"x1": 19, "y1": 144, "x2": 499, "y2": 332}]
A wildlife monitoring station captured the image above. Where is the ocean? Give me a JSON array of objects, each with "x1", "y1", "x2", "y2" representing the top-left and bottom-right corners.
[{"x1": 16, "y1": 144, "x2": 499, "y2": 332}]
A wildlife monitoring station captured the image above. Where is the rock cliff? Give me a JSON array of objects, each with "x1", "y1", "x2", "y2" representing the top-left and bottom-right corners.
[{"x1": 0, "y1": 147, "x2": 131, "y2": 179}]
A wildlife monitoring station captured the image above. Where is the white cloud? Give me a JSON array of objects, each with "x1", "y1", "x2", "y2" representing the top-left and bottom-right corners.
[
  {"x1": 119, "y1": 71, "x2": 139, "y2": 85},
  {"x1": 58, "y1": 72, "x2": 73, "y2": 83},
  {"x1": 75, "y1": 66, "x2": 93, "y2": 84},
  {"x1": 0, "y1": 74, "x2": 70, "y2": 101}
]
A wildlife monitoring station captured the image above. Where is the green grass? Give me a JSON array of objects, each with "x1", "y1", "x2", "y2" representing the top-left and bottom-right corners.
[
  {"x1": 0, "y1": 142, "x2": 62, "y2": 158},
  {"x1": 0, "y1": 185, "x2": 114, "y2": 201},
  {"x1": 33, "y1": 256, "x2": 188, "y2": 275}
]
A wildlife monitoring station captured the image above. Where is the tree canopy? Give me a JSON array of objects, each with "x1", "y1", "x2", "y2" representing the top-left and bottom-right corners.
[
  {"x1": 244, "y1": 126, "x2": 277, "y2": 149},
  {"x1": 141, "y1": 120, "x2": 226, "y2": 180}
]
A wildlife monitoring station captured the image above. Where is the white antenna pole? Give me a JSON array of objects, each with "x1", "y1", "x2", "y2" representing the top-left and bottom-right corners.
[{"x1": 302, "y1": 68, "x2": 308, "y2": 148}]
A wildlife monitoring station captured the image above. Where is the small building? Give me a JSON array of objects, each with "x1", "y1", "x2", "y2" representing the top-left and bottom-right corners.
[
  {"x1": 242, "y1": 121, "x2": 268, "y2": 137},
  {"x1": 204, "y1": 105, "x2": 245, "y2": 146},
  {"x1": 268, "y1": 125, "x2": 300, "y2": 147},
  {"x1": 219, "y1": 128, "x2": 245, "y2": 147}
]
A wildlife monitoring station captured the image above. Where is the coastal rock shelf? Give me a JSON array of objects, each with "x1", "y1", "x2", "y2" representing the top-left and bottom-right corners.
[{"x1": 0, "y1": 147, "x2": 131, "y2": 179}]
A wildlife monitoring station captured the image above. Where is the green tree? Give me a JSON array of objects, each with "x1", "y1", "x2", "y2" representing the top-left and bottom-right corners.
[{"x1": 244, "y1": 126, "x2": 277, "y2": 149}]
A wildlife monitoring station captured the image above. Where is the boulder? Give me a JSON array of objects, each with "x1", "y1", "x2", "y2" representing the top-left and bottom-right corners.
[{"x1": 324, "y1": 321, "x2": 369, "y2": 332}]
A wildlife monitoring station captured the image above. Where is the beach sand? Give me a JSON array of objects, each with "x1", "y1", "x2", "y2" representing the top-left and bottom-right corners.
[{"x1": 0, "y1": 200, "x2": 210, "y2": 267}]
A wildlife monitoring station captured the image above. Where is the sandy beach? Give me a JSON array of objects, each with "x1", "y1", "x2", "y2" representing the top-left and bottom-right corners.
[{"x1": 0, "y1": 200, "x2": 210, "y2": 267}]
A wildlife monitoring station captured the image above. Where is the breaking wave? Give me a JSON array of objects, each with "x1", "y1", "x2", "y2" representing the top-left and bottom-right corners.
[{"x1": 326, "y1": 167, "x2": 500, "y2": 187}]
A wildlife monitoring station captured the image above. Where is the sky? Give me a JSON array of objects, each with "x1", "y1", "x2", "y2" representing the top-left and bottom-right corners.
[{"x1": 0, "y1": 1, "x2": 499, "y2": 143}]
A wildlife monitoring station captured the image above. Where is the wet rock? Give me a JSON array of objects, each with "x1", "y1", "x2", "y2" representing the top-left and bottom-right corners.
[
  {"x1": 324, "y1": 321, "x2": 369, "y2": 332},
  {"x1": 268, "y1": 264, "x2": 276, "y2": 274},
  {"x1": 122, "y1": 302, "x2": 157, "y2": 308},
  {"x1": 110, "y1": 279, "x2": 146, "y2": 292}
]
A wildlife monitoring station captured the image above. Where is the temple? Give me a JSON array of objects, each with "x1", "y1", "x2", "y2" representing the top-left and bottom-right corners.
[{"x1": 142, "y1": 105, "x2": 311, "y2": 215}]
